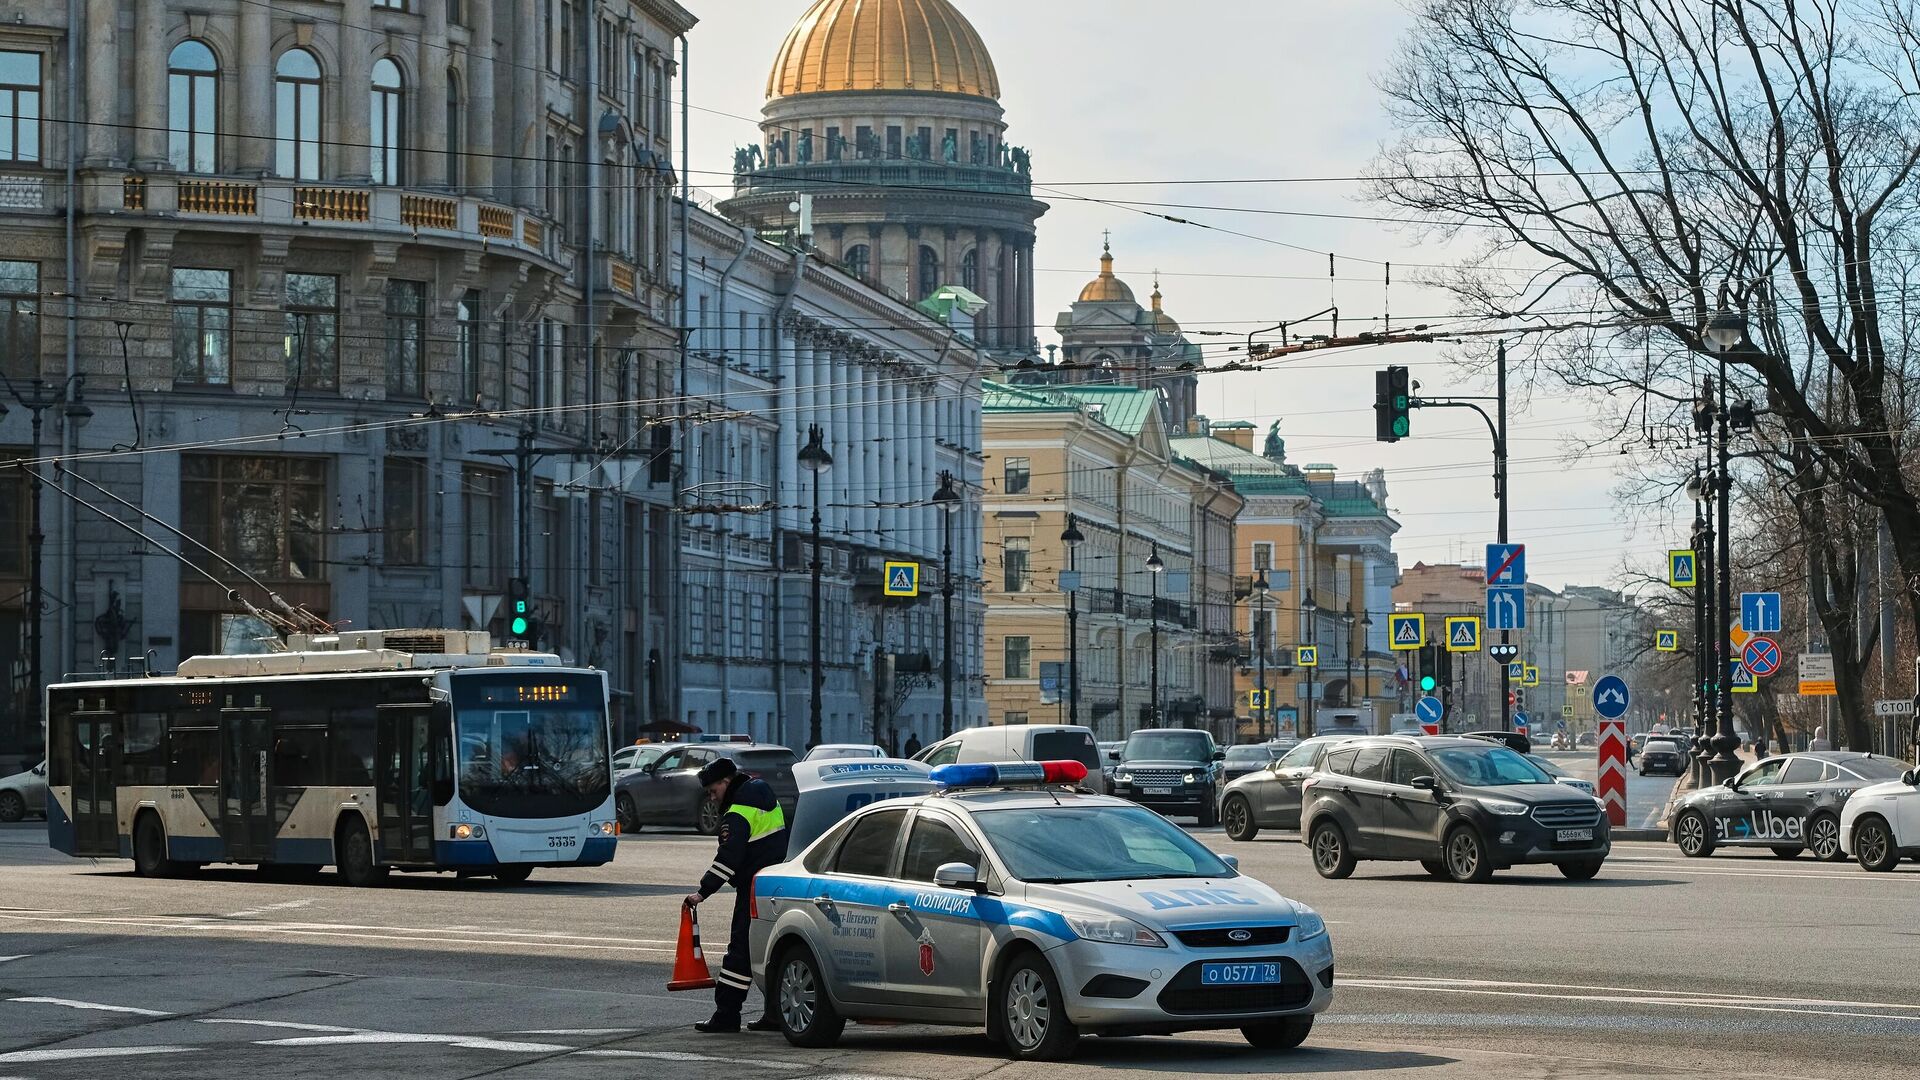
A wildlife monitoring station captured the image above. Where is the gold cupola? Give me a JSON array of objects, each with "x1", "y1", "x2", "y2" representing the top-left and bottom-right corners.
[
  {"x1": 767, "y1": 0, "x2": 1002, "y2": 100},
  {"x1": 1077, "y1": 241, "x2": 1136, "y2": 304}
]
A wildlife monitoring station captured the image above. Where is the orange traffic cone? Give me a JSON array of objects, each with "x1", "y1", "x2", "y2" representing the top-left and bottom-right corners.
[{"x1": 667, "y1": 906, "x2": 716, "y2": 992}]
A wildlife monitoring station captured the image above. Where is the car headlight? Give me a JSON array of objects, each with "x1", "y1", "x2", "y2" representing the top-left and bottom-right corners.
[
  {"x1": 1182, "y1": 772, "x2": 1198, "y2": 784},
  {"x1": 1592, "y1": 795, "x2": 1607, "y2": 809},
  {"x1": 1478, "y1": 799, "x2": 1531, "y2": 816},
  {"x1": 1114, "y1": 770, "x2": 1131, "y2": 783},
  {"x1": 1062, "y1": 911, "x2": 1166, "y2": 948},
  {"x1": 1294, "y1": 905, "x2": 1327, "y2": 941}
]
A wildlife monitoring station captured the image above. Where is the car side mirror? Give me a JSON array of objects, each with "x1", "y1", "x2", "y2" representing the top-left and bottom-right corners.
[
  {"x1": 31, "y1": 763, "x2": 45, "y2": 776},
  {"x1": 1723, "y1": 778, "x2": 1739, "y2": 790},
  {"x1": 933, "y1": 861, "x2": 983, "y2": 892},
  {"x1": 1217, "y1": 854, "x2": 1239, "y2": 872},
  {"x1": 1409, "y1": 775, "x2": 1437, "y2": 791},
  {"x1": 1903, "y1": 769, "x2": 1917, "y2": 786},
  {"x1": 1212, "y1": 749, "x2": 1226, "y2": 761},
  {"x1": 642, "y1": 762, "x2": 658, "y2": 775},
  {"x1": 1108, "y1": 749, "x2": 1122, "y2": 762}
]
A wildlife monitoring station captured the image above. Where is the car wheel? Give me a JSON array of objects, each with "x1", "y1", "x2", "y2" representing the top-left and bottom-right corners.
[
  {"x1": 1197, "y1": 796, "x2": 1219, "y2": 829},
  {"x1": 1309, "y1": 820, "x2": 1355, "y2": 880},
  {"x1": 494, "y1": 865, "x2": 533, "y2": 885},
  {"x1": 616, "y1": 793, "x2": 640, "y2": 833},
  {"x1": 1419, "y1": 858, "x2": 1449, "y2": 879},
  {"x1": 995, "y1": 951, "x2": 1078, "y2": 1060},
  {"x1": 696, "y1": 794, "x2": 721, "y2": 836},
  {"x1": 776, "y1": 944, "x2": 845, "y2": 1048},
  {"x1": 1220, "y1": 795, "x2": 1256, "y2": 840},
  {"x1": 1557, "y1": 858, "x2": 1604, "y2": 881},
  {"x1": 1854, "y1": 816, "x2": 1900, "y2": 872},
  {"x1": 335, "y1": 816, "x2": 389, "y2": 887},
  {"x1": 1241, "y1": 1014, "x2": 1313, "y2": 1049},
  {"x1": 0, "y1": 790, "x2": 24, "y2": 823},
  {"x1": 132, "y1": 812, "x2": 177, "y2": 878},
  {"x1": 1806, "y1": 814, "x2": 1843, "y2": 862},
  {"x1": 1674, "y1": 809, "x2": 1714, "y2": 857},
  {"x1": 1770, "y1": 846, "x2": 1802, "y2": 859},
  {"x1": 1444, "y1": 825, "x2": 1494, "y2": 883}
]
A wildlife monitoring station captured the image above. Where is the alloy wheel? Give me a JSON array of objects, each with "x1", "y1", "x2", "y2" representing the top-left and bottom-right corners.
[
  {"x1": 1312, "y1": 828, "x2": 1341, "y2": 871},
  {"x1": 780, "y1": 958, "x2": 817, "y2": 1032},
  {"x1": 1447, "y1": 831, "x2": 1480, "y2": 879},
  {"x1": 1808, "y1": 816, "x2": 1840, "y2": 860},
  {"x1": 1677, "y1": 813, "x2": 1706, "y2": 855},
  {"x1": 1859, "y1": 822, "x2": 1891, "y2": 869},
  {"x1": 1005, "y1": 967, "x2": 1051, "y2": 1050}
]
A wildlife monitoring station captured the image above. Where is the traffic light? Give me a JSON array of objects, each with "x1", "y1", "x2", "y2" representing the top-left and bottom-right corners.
[
  {"x1": 1419, "y1": 672, "x2": 1437, "y2": 693},
  {"x1": 1375, "y1": 366, "x2": 1411, "y2": 442},
  {"x1": 506, "y1": 577, "x2": 537, "y2": 645}
]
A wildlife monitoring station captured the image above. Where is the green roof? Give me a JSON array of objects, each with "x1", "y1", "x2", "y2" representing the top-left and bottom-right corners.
[
  {"x1": 981, "y1": 381, "x2": 1072, "y2": 412},
  {"x1": 981, "y1": 381, "x2": 1158, "y2": 438},
  {"x1": 1167, "y1": 434, "x2": 1287, "y2": 478}
]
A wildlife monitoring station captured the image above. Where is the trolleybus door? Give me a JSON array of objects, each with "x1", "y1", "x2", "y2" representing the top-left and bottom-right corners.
[
  {"x1": 377, "y1": 705, "x2": 435, "y2": 864},
  {"x1": 68, "y1": 710, "x2": 118, "y2": 853},
  {"x1": 220, "y1": 709, "x2": 273, "y2": 862}
]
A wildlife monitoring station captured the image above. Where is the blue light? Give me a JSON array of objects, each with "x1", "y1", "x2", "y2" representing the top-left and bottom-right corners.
[{"x1": 930, "y1": 763, "x2": 999, "y2": 788}]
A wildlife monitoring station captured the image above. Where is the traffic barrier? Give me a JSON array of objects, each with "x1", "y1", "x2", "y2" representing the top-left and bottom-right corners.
[
  {"x1": 666, "y1": 906, "x2": 716, "y2": 991},
  {"x1": 1597, "y1": 719, "x2": 1627, "y2": 826}
]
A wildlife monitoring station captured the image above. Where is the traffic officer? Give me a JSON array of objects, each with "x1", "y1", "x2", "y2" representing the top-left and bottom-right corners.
[{"x1": 683, "y1": 756, "x2": 788, "y2": 1033}]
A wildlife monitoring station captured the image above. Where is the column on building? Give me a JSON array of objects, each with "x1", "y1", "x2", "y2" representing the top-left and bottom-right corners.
[
  {"x1": 238, "y1": 0, "x2": 273, "y2": 172},
  {"x1": 83, "y1": 0, "x2": 119, "y2": 162},
  {"x1": 418, "y1": 0, "x2": 451, "y2": 187},
  {"x1": 1018, "y1": 238, "x2": 1036, "y2": 352},
  {"x1": 510, "y1": 0, "x2": 539, "y2": 204},
  {"x1": 779, "y1": 328, "x2": 803, "y2": 532},
  {"x1": 466, "y1": 0, "x2": 496, "y2": 191},
  {"x1": 862, "y1": 362, "x2": 879, "y2": 542},
  {"x1": 132, "y1": 0, "x2": 167, "y2": 166},
  {"x1": 339, "y1": 0, "x2": 375, "y2": 180},
  {"x1": 827, "y1": 344, "x2": 849, "y2": 538}
]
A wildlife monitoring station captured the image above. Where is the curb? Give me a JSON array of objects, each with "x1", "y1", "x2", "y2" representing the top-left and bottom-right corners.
[{"x1": 1611, "y1": 828, "x2": 1668, "y2": 842}]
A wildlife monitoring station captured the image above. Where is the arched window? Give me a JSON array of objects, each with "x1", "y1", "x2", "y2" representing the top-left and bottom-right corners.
[
  {"x1": 167, "y1": 41, "x2": 218, "y2": 173},
  {"x1": 274, "y1": 49, "x2": 322, "y2": 179},
  {"x1": 445, "y1": 69, "x2": 462, "y2": 189},
  {"x1": 371, "y1": 58, "x2": 404, "y2": 185},
  {"x1": 961, "y1": 248, "x2": 978, "y2": 292},
  {"x1": 843, "y1": 244, "x2": 869, "y2": 281},
  {"x1": 917, "y1": 245, "x2": 940, "y2": 300}
]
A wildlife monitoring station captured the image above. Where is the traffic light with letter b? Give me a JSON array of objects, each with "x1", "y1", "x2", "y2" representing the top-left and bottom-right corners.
[
  {"x1": 506, "y1": 577, "x2": 538, "y2": 645},
  {"x1": 1375, "y1": 366, "x2": 1411, "y2": 442}
]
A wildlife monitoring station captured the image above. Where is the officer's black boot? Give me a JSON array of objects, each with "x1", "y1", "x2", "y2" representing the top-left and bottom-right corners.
[{"x1": 694, "y1": 1012, "x2": 741, "y2": 1034}]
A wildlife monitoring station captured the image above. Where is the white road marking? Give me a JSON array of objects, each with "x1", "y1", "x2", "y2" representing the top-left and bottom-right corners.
[
  {"x1": 224, "y1": 898, "x2": 315, "y2": 919},
  {"x1": 6, "y1": 997, "x2": 173, "y2": 1017},
  {"x1": 0, "y1": 1047, "x2": 192, "y2": 1063},
  {"x1": 1343, "y1": 974, "x2": 1920, "y2": 1022},
  {"x1": 512, "y1": 1028, "x2": 641, "y2": 1035},
  {"x1": 0, "y1": 956, "x2": 25, "y2": 963},
  {"x1": 255, "y1": 1032, "x2": 575, "y2": 1052},
  {"x1": 197, "y1": 1018, "x2": 364, "y2": 1033},
  {"x1": 0, "y1": 912, "x2": 675, "y2": 954},
  {"x1": 574, "y1": 1049, "x2": 802, "y2": 1066}
]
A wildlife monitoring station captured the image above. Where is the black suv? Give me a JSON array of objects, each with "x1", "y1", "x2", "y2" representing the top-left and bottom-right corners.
[
  {"x1": 1110, "y1": 728, "x2": 1225, "y2": 826},
  {"x1": 1300, "y1": 735, "x2": 1610, "y2": 883}
]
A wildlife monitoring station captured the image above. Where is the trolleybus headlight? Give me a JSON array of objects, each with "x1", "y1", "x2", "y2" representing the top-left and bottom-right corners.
[
  {"x1": 451, "y1": 823, "x2": 486, "y2": 840},
  {"x1": 588, "y1": 820, "x2": 615, "y2": 836}
]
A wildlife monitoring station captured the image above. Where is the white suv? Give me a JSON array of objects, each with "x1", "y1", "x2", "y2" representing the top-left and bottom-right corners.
[
  {"x1": 913, "y1": 724, "x2": 1107, "y2": 795},
  {"x1": 1839, "y1": 765, "x2": 1920, "y2": 871}
]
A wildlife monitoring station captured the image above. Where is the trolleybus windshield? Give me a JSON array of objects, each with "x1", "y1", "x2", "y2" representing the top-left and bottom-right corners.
[{"x1": 453, "y1": 674, "x2": 610, "y2": 818}]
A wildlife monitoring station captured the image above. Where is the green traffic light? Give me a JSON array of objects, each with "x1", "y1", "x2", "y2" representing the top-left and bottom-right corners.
[
  {"x1": 1420, "y1": 675, "x2": 1436, "y2": 692},
  {"x1": 510, "y1": 616, "x2": 530, "y2": 636}
]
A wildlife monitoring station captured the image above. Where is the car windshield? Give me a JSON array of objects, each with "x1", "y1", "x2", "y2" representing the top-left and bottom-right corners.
[
  {"x1": 1842, "y1": 756, "x2": 1909, "y2": 781},
  {"x1": 1225, "y1": 746, "x2": 1273, "y2": 763},
  {"x1": 974, "y1": 804, "x2": 1233, "y2": 883},
  {"x1": 1525, "y1": 754, "x2": 1566, "y2": 777},
  {"x1": 454, "y1": 674, "x2": 610, "y2": 818},
  {"x1": 808, "y1": 746, "x2": 880, "y2": 760},
  {"x1": 1430, "y1": 745, "x2": 1554, "y2": 787},
  {"x1": 1123, "y1": 732, "x2": 1213, "y2": 762}
]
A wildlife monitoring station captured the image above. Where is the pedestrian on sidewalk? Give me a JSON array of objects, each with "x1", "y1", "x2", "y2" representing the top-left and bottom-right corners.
[
  {"x1": 1754, "y1": 734, "x2": 1769, "y2": 760},
  {"x1": 1810, "y1": 726, "x2": 1831, "y2": 751},
  {"x1": 903, "y1": 732, "x2": 922, "y2": 758},
  {"x1": 683, "y1": 757, "x2": 788, "y2": 1034}
]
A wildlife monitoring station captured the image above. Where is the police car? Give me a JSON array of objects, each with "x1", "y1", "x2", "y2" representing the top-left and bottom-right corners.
[{"x1": 748, "y1": 760, "x2": 1334, "y2": 1060}]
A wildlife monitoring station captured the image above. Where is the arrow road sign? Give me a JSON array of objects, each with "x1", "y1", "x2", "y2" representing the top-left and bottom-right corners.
[
  {"x1": 1740, "y1": 592, "x2": 1783, "y2": 634},
  {"x1": 1388, "y1": 613, "x2": 1425, "y2": 651},
  {"x1": 1416, "y1": 696, "x2": 1446, "y2": 726},
  {"x1": 1486, "y1": 543, "x2": 1527, "y2": 585},
  {"x1": 1730, "y1": 662, "x2": 1757, "y2": 694},
  {"x1": 1655, "y1": 630, "x2": 1680, "y2": 652},
  {"x1": 1592, "y1": 674, "x2": 1631, "y2": 719},
  {"x1": 883, "y1": 561, "x2": 921, "y2": 597},
  {"x1": 1742, "y1": 636, "x2": 1782, "y2": 677},
  {"x1": 1668, "y1": 550, "x2": 1698, "y2": 588},
  {"x1": 1486, "y1": 586, "x2": 1527, "y2": 630},
  {"x1": 1445, "y1": 616, "x2": 1481, "y2": 652}
]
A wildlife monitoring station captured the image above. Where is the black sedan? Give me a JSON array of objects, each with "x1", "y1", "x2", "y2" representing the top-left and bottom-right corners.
[
  {"x1": 1221, "y1": 743, "x2": 1285, "y2": 783},
  {"x1": 1670, "y1": 751, "x2": 1910, "y2": 860},
  {"x1": 1638, "y1": 737, "x2": 1687, "y2": 776}
]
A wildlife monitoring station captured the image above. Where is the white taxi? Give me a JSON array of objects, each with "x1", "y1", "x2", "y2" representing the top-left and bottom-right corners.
[{"x1": 747, "y1": 761, "x2": 1334, "y2": 1060}]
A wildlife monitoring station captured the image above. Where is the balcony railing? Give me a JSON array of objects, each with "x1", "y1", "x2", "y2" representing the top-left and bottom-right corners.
[
  {"x1": 0, "y1": 173, "x2": 44, "y2": 210},
  {"x1": 179, "y1": 178, "x2": 257, "y2": 215},
  {"x1": 477, "y1": 203, "x2": 514, "y2": 237},
  {"x1": 401, "y1": 193, "x2": 457, "y2": 230},
  {"x1": 294, "y1": 186, "x2": 370, "y2": 222},
  {"x1": 733, "y1": 160, "x2": 1033, "y2": 199}
]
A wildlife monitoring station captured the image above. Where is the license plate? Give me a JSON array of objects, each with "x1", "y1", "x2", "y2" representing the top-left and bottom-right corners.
[
  {"x1": 1201, "y1": 962, "x2": 1282, "y2": 986},
  {"x1": 1556, "y1": 828, "x2": 1593, "y2": 842},
  {"x1": 1141, "y1": 786, "x2": 1172, "y2": 796}
]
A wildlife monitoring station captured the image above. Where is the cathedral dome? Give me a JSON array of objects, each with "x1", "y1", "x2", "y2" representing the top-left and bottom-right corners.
[
  {"x1": 767, "y1": 0, "x2": 1002, "y2": 101},
  {"x1": 1150, "y1": 281, "x2": 1180, "y2": 334},
  {"x1": 1077, "y1": 244, "x2": 1136, "y2": 303}
]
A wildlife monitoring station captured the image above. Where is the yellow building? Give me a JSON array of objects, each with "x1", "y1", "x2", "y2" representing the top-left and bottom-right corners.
[
  {"x1": 1169, "y1": 422, "x2": 1400, "y2": 740},
  {"x1": 980, "y1": 381, "x2": 1243, "y2": 739}
]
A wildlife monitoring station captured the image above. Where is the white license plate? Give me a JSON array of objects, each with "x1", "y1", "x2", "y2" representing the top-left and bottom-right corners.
[
  {"x1": 1140, "y1": 786, "x2": 1173, "y2": 796},
  {"x1": 1556, "y1": 828, "x2": 1593, "y2": 842}
]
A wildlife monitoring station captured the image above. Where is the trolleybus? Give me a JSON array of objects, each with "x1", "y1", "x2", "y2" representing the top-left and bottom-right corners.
[{"x1": 44, "y1": 629, "x2": 616, "y2": 885}]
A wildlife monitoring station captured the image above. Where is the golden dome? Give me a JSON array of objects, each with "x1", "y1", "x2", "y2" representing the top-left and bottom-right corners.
[
  {"x1": 1077, "y1": 243, "x2": 1136, "y2": 304},
  {"x1": 1151, "y1": 278, "x2": 1180, "y2": 334},
  {"x1": 767, "y1": 0, "x2": 1002, "y2": 100}
]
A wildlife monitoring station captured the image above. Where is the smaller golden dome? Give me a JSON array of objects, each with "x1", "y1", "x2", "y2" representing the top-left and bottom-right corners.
[
  {"x1": 1150, "y1": 276, "x2": 1180, "y2": 334},
  {"x1": 1077, "y1": 242, "x2": 1136, "y2": 304}
]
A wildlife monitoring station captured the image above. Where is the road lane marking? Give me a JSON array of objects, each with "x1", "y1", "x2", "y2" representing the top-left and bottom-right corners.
[
  {"x1": 6, "y1": 997, "x2": 173, "y2": 1016},
  {"x1": 0, "y1": 913, "x2": 676, "y2": 954},
  {"x1": 0, "y1": 956, "x2": 24, "y2": 963},
  {"x1": 254, "y1": 1032, "x2": 575, "y2": 1052},
  {"x1": 513, "y1": 1028, "x2": 641, "y2": 1035},
  {"x1": 225, "y1": 899, "x2": 315, "y2": 919},
  {"x1": 1343, "y1": 974, "x2": 1920, "y2": 1022},
  {"x1": 0, "y1": 1046, "x2": 193, "y2": 1063},
  {"x1": 197, "y1": 1019, "x2": 364, "y2": 1033},
  {"x1": 574, "y1": 1049, "x2": 802, "y2": 1066}
]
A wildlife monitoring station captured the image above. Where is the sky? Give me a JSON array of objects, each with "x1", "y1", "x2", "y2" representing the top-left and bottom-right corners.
[{"x1": 678, "y1": 0, "x2": 1690, "y2": 592}]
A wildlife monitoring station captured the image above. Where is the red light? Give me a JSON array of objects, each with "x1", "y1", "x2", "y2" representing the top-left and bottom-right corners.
[{"x1": 1041, "y1": 760, "x2": 1089, "y2": 784}]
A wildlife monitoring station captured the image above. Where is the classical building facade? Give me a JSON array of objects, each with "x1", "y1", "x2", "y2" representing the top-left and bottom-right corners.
[
  {"x1": 981, "y1": 381, "x2": 1243, "y2": 740},
  {"x1": 0, "y1": 0, "x2": 694, "y2": 758},
  {"x1": 717, "y1": 0, "x2": 1045, "y2": 357},
  {"x1": 1040, "y1": 242, "x2": 1202, "y2": 432},
  {"x1": 1170, "y1": 422, "x2": 1399, "y2": 740},
  {"x1": 677, "y1": 203, "x2": 988, "y2": 749}
]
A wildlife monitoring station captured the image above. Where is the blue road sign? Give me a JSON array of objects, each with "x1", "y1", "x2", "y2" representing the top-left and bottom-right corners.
[
  {"x1": 1742, "y1": 636, "x2": 1782, "y2": 677},
  {"x1": 1741, "y1": 592, "x2": 1783, "y2": 633},
  {"x1": 1059, "y1": 570, "x2": 1081, "y2": 593},
  {"x1": 1486, "y1": 586, "x2": 1527, "y2": 630},
  {"x1": 1507, "y1": 662, "x2": 1525, "y2": 683},
  {"x1": 883, "y1": 561, "x2": 920, "y2": 597},
  {"x1": 1416, "y1": 696, "x2": 1446, "y2": 725},
  {"x1": 1668, "y1": 550, "x2": 1698, "y2": 588},
  {"x1": 1729, "y1": 661, "x2": 1758, "y2": 694},
  {"x1": 1514, "y1": 711, "x2": 1530, "y2": 732},
  {"x1": 1592, "y1": 674, "x2": 1631, "y2": 720},
  {"x1": 1486, "y1": 543, "x2": 1527, "y2": 585}
]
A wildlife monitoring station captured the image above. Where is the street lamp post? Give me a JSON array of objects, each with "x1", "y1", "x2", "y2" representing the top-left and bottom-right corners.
[
  {"x1": 1342, "y1": 605, "x2": 1356, "y2": 708},
  {"x1": 797, "y1": 425, "x2": 833, "y2": 749},
  {"x1": 0, "y1": 372, "x2": 89, "y2": 745},
  {"x1": 1302, "y1": 589, "x2": 1318, "y2": 738},
  {"x1": 932, "y1": 471, "x2": 962, "y2": 737},
  {"x1": 1360, "y1": 610, "x2": 1373, "y2": 703},
  {"x1": 1254, "y1": 570, "x2": 1270, "y2": 741},
  {"x1": 1702, "y1": 309, "x2": 1745, "y2": 782},
  {"x1": 1061, "y1": 514, "x2": 1085, "y2": 726},
  {"x1": 1147, "y1": 545, "x2": 1164, "y2": 727},
  {"x1": 1685, "y1": 470, "x2": 1713, "y2": 783}
]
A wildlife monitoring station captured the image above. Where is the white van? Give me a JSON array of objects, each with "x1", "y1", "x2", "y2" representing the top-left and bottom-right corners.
[{"x1": 911, "y1": 724, "x2": 1108, "y2": 794}]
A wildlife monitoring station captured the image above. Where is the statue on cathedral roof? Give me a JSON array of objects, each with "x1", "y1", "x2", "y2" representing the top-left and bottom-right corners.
[{"x1": 1264, "y1": 420, "x2": 1286, "y2": 463}]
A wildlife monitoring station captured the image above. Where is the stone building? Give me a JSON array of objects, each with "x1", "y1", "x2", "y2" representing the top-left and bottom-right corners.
[
  {"x1": 1043, "y1": 241, "x2": 1203, "y2": 433},
  {"x1": 677, "y1": 201, "x2": 988, "y2": 749},
  {"x1": 0, "y1": 0, "x2": 695, "y2": 758},
  {"x1": 717, "y1": 0, "x2": 1045, "y2": 357}
]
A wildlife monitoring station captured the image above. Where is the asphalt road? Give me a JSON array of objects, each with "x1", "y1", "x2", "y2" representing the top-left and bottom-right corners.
[
  {"x1": 1539, "y1": 750, "x2": 1684, "y2": 830},
  {"x1": 3, "y1": 815, "x2": 1915, "y2": 1080}
]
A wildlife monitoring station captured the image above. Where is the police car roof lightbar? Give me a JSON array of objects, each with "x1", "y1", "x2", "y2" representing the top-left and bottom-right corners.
[{"x1": 929, "y1": 761, "x2": 1089, "y2": 789}]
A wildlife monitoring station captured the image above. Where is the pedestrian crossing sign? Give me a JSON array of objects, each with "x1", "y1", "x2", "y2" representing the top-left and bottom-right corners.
[
  {"x1": 1561, "y1": 703, "x2": 1574, "y2": 718},
  {"x1": 883, "y1": 561, "x2": 921, "y2": 597},
  {"x1": 1730, "y1": 662, "x2": 1758, "y2": 694},
  {"x1": 1296, "y1": 645, "x2": 1319, "y2": 668},
  {"x1": 1444, "y1": 617, "x2": 1481, "y2": 653},
  {"x1": 1523, "y1": 664, "x2": 1540, "y2": 687},
  {"x1": 1655, "y1": 629, "x2": 1679, "y2": 653},
  {"x1": 1668, "y1": 550, "x2": 1698, "y2": 588},
  {"x1": 1248, "y1": 689, "x2": 1271, "y2": 709},
  {"x1": 1388, "y1": 613, "x2": 1425, "y2": 651}
]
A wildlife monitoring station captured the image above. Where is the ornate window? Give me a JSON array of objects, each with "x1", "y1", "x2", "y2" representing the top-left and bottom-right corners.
[
  {"x1": 917, "y1": 245, "x2": 940, "y2": 300},
  {"x1": 843, "y1": 244, "x2": 869, "y2": 281},
  {"x1": 445, "y1": 69, "x2": 462, "y2": 189},
  {"x1": 274, "y1": 49, "x2": 322, "y2": 179},
  {"x1": 167, "y1": 42, "x2": 218, "y2": 173},
  {"x1": 961, "y1": 248, "x2": 978, "y2": 292},
  {"x1": 371, "y1": 58, "x2": 404, "y2": 185},
  {"x1": 170, "y1": 268, "x2": 231, "y2": 385},
  {"x1": 0, "y1": 51, "x2": 41, "y2": 164}
]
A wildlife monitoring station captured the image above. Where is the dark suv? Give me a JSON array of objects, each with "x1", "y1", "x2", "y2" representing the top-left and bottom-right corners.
[
  {"x1": 1110, "y1": 728, "x2": 1225, "y2": 826},
  {"x1": 1300, "y1": 735, "x2": 1610, "y2": 883}
]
